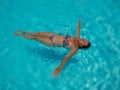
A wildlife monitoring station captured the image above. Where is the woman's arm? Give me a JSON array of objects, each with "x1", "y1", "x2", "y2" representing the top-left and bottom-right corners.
[
  {"x1": 54, "y1": 47, "x2": 78, "y2": 76},
  {"x1": 76, "y1": 20, "x2": 82, "y2": 39}
]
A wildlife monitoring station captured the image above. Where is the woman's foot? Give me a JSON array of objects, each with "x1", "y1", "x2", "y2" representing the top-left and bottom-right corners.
[
  {"x1": 14, "y1": 30, "x2": 34, "y2": 39},
  {"x1": 14, "y1": 30, "x2": 26, "y2": 36}
]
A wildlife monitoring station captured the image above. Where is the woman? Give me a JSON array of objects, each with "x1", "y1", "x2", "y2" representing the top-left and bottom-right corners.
[{"x1": 14, "y1": 20, "x2": 91, "y2": 76}]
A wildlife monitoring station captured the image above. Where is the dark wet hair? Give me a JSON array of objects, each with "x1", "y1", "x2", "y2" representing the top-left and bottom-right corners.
[{"x1": 79, "y1": 42, "x2": 91, "y2": 49}]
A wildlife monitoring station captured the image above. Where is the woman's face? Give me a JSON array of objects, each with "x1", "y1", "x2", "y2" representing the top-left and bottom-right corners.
[{"x1": 78, "y1": 39, "x2": 91, "y2": 49}]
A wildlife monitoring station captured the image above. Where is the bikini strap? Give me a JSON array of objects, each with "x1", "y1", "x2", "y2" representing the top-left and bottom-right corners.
[{"x1": 63, "y1": 34, "x2": 71, "y2": 39}]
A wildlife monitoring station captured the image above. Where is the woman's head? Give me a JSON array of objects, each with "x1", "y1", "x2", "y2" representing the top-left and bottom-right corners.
[{"x1": 78, "y1": 39, "x2": 91, "y2": 49}]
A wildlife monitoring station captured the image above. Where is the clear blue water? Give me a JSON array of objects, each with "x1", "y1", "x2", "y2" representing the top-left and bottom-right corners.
[{"x1": 0, "y1": 0, "x2": 120, "y2": 90}]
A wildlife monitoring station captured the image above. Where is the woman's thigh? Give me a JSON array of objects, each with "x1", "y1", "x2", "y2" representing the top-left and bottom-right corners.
[
  {"x1": 35, "y1": 37, "x2": 53, "y2": 46},
  {"x1": 34, "y1": 32, "x2": 56, "y2": 37}
]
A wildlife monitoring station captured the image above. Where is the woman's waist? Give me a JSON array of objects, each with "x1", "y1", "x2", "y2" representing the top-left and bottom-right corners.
[{"x1": 54, "y1": 38, "x2": 73, "y2": 47}]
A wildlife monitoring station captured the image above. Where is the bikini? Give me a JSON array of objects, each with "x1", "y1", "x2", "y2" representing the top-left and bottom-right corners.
[
  {"x1": 49, "y1": 35, "x2": 56, "y2": 46},
  {"x1": 63, "y1": 35, "x2": 70, "y2": 47},
  {"x1": 49, "y1": 34, "x2": 70, "y2": 47}
]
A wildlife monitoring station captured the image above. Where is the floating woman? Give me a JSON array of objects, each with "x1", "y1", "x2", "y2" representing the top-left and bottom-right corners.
[{"x1": 14, "y1": 20, "x2": 91, "y2": 76}]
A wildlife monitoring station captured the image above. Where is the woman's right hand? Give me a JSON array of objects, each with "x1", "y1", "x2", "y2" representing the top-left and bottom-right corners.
[{"x1": 54, "y1": 68, "x2": 60, "y2": 77}]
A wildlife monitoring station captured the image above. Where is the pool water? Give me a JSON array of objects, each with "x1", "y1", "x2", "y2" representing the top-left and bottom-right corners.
[{"x1": 0, "y1": 0, "x2": 120, "y2": 90}]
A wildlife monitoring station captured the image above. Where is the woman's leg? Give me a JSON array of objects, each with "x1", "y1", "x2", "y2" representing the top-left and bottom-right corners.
[
  {"x1": 27, "y1": 32, "x2": 56, "y2": 37},
  {"x1": 14, "y1": 30, "x2": 35, "y2": 40},
  {"x1": 14, "y1": 30, "x2": 55, "y2": 46}
]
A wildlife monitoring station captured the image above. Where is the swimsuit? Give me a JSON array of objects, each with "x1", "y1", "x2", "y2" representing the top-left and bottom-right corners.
[
  {"x1": 49, "y1": 35, "x2": 56, "y2": 46},
  {"x1": 63, "y1": 35, "x2": 70, "y2": 47},
  {"x1": 49, "y1": 34, "x2": 70, "y2": 47}
]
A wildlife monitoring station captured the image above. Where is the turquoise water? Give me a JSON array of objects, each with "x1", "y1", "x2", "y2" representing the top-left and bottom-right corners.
[{"x1": 0, "y1": 0, "x2": 120, "y2": 90}]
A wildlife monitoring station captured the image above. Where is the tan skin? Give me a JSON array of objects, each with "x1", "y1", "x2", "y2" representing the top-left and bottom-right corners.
[{"x1": 14, "y1": 20, "x2": 90, "y2": 77}]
